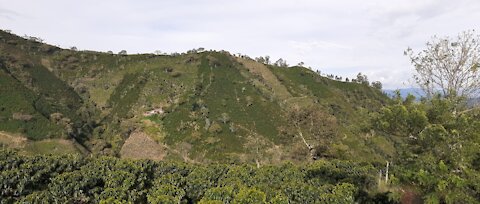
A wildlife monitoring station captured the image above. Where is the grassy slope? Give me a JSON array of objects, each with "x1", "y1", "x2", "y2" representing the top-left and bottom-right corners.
[
  {"x1": 0, "y1": 32, "x2": 104, "y2": 158},
  {"x1": 161, "y1": 53, "x2": 290, "y2": 162},
  {"x1": 0, "y1": 65, "x2": 64, "y2": 140},
  {"x1": 270, "y1": 66, "x2": 392, "y2": 161}
]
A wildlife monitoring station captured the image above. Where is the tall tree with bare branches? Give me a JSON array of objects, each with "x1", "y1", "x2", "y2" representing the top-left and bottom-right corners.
[
  {"x1": 405, "y1": 30, "x2": 480, "y2": 99},
  {"x1": 288, "y1": 105, "x2": 338, "y2": 160}
]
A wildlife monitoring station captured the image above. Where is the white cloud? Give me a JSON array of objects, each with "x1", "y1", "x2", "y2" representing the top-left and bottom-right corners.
[{"x1": 0, "y1": 0, "x2": 479, "y2": 89}]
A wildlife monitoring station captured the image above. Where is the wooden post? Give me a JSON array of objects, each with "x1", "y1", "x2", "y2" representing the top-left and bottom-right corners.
[
  {"x1": 385, "y1": 161, "x2": 390, "y2": 183},
  {"x1": 379, "y1": 170, "x2": 383, "y2": 185}
]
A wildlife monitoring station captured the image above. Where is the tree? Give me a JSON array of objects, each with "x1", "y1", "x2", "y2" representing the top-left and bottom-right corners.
[
  {"x1": 218, "y1": 112, "x2": 230, "y2": 124},
  {"x1": 255, "y1": 55, "x2": 270, "y2": 65},
  {"x1": 255, "y1": 56, "x2": 266, "y2": 64},
  {"x1": 274, "y1": 58, "x2": 288, "y2": 67},
  {"x1": 405, "y1": 30, "x2": 480, "y2": 99},
  {"x1": 356, "y1": 72, "x2": 369, "y2": 85},
  {"x1": 264, "y1": 56, "x2": 270, "y2": 64},
  {"x1": 199, "y1": 186, "x2": 234, "y2": 203},
  {"x1": 118, "y1": 50, "x2": 127, "y2": 55},
  {"x1": 147, "y1": 184, "x2": 185, "y2": 203},
  {"x1": 371, "y1": 81, "x2": 382, "y2": 90},
  {"x1": 288, "y1": 105, "x2": 338, "y2": 159},
  {"x1": 232, "y1": 188, "x2": 266, "y2": 204}
]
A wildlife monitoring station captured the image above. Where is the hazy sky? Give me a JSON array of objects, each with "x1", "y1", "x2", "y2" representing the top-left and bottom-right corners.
[{"x1": 1, "y1": 0, "x2": 479, "y2": 89}]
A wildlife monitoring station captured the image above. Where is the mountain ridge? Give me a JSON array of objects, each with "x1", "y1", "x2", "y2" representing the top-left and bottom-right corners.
[{"x1": 0, "y1": 30, "x2": 391, "y2": 163}]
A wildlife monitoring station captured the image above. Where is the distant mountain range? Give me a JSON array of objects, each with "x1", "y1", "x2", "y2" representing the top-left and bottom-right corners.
[
  {"x1": 383, "y1": 88, "x2": 426, "y2": 99},
  {"x1": 384, "y1": 88, "x2": 480, "y2": 107},
  {"x1": 468, "y1": 97, "x2": 480, "y2": 107}
]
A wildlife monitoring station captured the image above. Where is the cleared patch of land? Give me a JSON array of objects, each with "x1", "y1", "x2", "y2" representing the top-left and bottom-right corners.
[
  {"x1": 0, "y1": 131, "x2": 79, "y2": 155},
  {"x1": 236, "y1": 57, "x2": 292, "y2": 101},
  {"x1": 0, "y1": 131, "x2": 27, "y2": 149},
  {"x1": 120, "y1": 131, "x2": 166, "y2": 161},
  {"x1": 24, "y1": 139, "x2": 79, "y2": 155}
]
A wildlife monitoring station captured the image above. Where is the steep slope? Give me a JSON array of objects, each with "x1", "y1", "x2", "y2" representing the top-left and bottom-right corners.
[{"x1": 0, "y1": 30, "x2": 391, "y2": 163}]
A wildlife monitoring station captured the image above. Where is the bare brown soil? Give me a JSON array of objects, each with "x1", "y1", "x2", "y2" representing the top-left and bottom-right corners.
[
  {"x1": 120, "y1": 131, "x2": 166, "y2": 161},
  {"x1": 0, "y1": 131, "x2": 27, "y2": 148}
]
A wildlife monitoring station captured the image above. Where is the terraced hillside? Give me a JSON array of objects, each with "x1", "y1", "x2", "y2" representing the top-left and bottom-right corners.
[{"x1": 0, "y1": 30, "x2": 391, "y2": 164}]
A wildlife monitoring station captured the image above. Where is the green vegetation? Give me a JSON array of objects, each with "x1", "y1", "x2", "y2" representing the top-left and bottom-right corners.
[
  {"x1": 0, "y1": 30, "x2": 390, "y2": 162},
  {"x1": 0, "y1": 150, "x2": 392, "y2": 203},
  {"x1": 371, "y1": 94, "x2": 480, "y2": 203},
  {"x1": 108, "y1": 72, "x2": 147, "y2": 118},
  {"x1": 1, "y1": 29, "x2": 480, "y2": 203}
]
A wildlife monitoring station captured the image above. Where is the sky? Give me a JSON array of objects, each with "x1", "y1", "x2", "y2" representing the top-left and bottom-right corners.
[{"x1": 0, "y1": 0, "x2": 479, "y2": 89}]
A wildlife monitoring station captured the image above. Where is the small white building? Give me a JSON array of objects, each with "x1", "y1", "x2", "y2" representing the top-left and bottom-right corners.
[{"x1": 143, "y1": 108, "x2": 164, "y2": 117}]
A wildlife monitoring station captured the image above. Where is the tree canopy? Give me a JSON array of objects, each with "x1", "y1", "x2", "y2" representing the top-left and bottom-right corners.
[{"x1": 405, "y1": 30, "x2": 480, "y2": 99}]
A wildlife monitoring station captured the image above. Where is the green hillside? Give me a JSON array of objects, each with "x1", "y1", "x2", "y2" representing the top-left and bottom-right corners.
[
  {"x1": 0, "y1": 30, "x2": 392, "y2": 163},
  {"x1": 2, "y1": 30, "x2": 480, "y2": 203},
  {"x1": 0, "y1": 30, "x2": 390, "y2": 163}
]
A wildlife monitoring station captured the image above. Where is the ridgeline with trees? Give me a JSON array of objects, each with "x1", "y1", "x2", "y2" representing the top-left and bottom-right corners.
[{"x1": 1, "y1": 29, "x2": 480, "y2": 203}]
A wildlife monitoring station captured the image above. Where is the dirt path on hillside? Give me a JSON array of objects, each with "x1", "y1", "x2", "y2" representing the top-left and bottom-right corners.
[
  {"x1": 236, "y1": 58, "x2": 292, "y2": 101},
  {"x1": 235, "y1": 57, "x2": 316, "y2": 108}
]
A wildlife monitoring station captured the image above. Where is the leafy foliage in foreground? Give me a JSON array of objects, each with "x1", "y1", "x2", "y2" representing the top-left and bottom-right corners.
[
  {"x1": 372, "y1": 94, "x2": 480, "y2": 203},
  {"x1": 0, "y1": 150, "x2": 393, "y2": 204}
]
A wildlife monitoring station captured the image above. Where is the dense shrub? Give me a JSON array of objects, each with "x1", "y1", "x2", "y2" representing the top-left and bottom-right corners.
[{"x1": 0, "y1": 150, "x2": 385, "y2": 203}]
